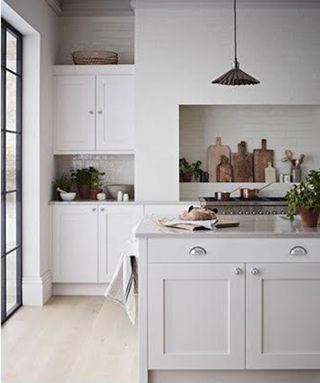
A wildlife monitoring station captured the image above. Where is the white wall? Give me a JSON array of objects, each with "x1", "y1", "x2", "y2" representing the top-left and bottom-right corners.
[
  {"x1": 133, "y1": 1, "x2": 320, "y2": 201},
  {"x1": 58, "y1": 15, "x2": 134, "y2": 64},
  {"x1": 2, "y1": 0, "x2": 58, "y2": 304}
]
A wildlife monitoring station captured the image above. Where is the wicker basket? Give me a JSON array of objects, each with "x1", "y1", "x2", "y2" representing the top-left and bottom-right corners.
[{"x1": 72, "y1": 50, "x2": 118, "y2": 65}]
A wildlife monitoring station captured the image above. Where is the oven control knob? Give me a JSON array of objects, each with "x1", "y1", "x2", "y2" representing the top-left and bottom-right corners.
[
  {"x1": 222, "y1": 211, "x2": 226, "y2": 215},
  {"x1": 272, "y1": 210, "x2": 277, "y2": 215},
  {"x1": 265, "y1": 210, "x2": 270, "y2": 215},
  {"x1": 238, "y1": 211, "x2": 243, "y2": 215},
  {"x1": 258, "y1": 211, "x2": 263, "y2": 215},
  {"x1": 281, "y1": 210, "x2": 286, "y2": 215},
  {"x1": 230, "y1": 210, "x2": 234, "y2": 215},
  {"x1": 252, "y1": 211, "x2": 256, "y2": 215},
  {"x1": 245, "y1": 211, "x2": 250, "y2": 215}
]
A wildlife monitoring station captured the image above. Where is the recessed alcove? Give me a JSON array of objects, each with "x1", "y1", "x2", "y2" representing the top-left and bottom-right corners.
[{"x1": 179, "y1": 105, "x2": 320, "y2": 200}]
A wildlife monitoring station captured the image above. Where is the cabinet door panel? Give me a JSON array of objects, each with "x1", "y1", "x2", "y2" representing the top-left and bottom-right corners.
[
  {"x1": 148, "y1": 263, "x2": 245, "y2": 369},
  {"x1": 98, "y1": 206, "x2": 143, "y2": 282},
  {"x1": 52, "y1": 206, "x2": 98, "y2": 283},
  {"x1": 96, "y1": 75, "x2": 134, "y2": 152},
  {"x1": 54, "y1": 75, "x2": 95, "y2": 152},
  {"x1": 247, "y1": 263, "x2": 320, "y2": 369}
]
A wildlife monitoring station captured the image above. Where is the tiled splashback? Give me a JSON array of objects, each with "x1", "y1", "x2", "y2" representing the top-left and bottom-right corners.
[
  {"x1": 55, "y1": 154, "x2": 134, "y2": 187},
  {"x1": 180, "y1": 105, "x2": 320, "y2": 178}
]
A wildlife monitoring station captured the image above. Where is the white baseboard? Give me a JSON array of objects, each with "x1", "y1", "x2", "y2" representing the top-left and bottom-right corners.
[
  {"x1": 52, "y1": 283, "x2": 108, "y2": 296},
  {"x1": 22, "y1": 270, "x2": 52, "y2": 305}
]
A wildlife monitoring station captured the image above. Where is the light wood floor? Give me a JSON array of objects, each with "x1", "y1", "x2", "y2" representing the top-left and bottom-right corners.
[{"x1": 1, "y1": 296, "x2": 138, "y2": 383}]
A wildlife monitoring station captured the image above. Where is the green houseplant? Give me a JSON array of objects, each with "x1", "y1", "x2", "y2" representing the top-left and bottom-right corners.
[
  {"x1": 71, "y1": 167, "x2": 105, "y2": 200},
  {"x1": 52, "y1": 174, "x2": 73, "y2": 200},
  {"x1": 285, "y1": 169, "x2": 320, "y2": 227},
  {"x1": 179, "y1": 158, "x2": 202, "y2": 182}
]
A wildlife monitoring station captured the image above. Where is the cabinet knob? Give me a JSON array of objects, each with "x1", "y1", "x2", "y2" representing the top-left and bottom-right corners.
[
  {"x1": 92, "y1": 207, "x2": 96, "y2": 212},
  {"x1": 97, "y1": 110, "x2": 103, "y2": 114},
  {"x1": 89, "y1": 110, "x2": 94, "y2": 114},
  {"x1": 100, "y1": 207, "x2": 105, "y2": 211},
  {"x1": 290, "y1": 246, "x2": 308, "y2": 256},
  {"x1": 250, "y1": 268, "x2": 260, "y2": 275},
  {"x1": 234, "y1": 267, "x2": 242, "y2": 275},
  {"x1": 189, "y1": 246, "x2": 207, "y2": 256}
]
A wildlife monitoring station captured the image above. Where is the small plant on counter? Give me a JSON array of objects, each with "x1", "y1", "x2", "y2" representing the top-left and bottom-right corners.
[
  {"x1": 179, "y1": 158, "x2": 203, "y2": 182},
  {"x1": 285, "y1": 169, "x2": 320, "y2": 227},
  {"x1": 71, "y1": 167, "x2": 105, "y2": 200},
  {"x1": 52, "y1": 174, "x2": 73, "y2": 200}
]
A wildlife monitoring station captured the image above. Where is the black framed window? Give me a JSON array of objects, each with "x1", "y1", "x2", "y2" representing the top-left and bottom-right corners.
[{"x1": 1, "y1": 19, "x2": 23, "y2": 323}]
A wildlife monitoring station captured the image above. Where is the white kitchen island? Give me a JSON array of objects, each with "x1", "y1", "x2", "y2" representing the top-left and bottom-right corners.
[{"x1": 135, "y1": 216, "x2": 320, "y2": 383}]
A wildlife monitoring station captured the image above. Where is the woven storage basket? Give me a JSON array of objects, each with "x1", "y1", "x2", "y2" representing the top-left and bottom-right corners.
[{"x1": 72, "y1": 50, "x2": 118, "y2": 65}]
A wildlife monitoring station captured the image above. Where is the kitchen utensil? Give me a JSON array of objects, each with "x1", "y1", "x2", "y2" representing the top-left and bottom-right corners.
[
  {"x1": 123, "y1": 193, "x2": 129, "y2": 202},
  {"x1": 253, "y1": 139, "x2": 274, "y2": 182},
  {"x1": 240, "y1": 183, "x2": 274, "y2": 200},
  {"x1": 117, "y1": 191, "x2": 123, "y2": 201},
  {"x1": 207, "y1": 137, "x2": 231, "y2": 182},
  {"x1": 265, "y1": 162, "x2": 276, "y2": 183},
  {"x1": 217, "y1": 155, "x2": 233, "y2": 182},
  {"x1": 231, "y1": 141, "x2": 253, "y2": 182},
  {"x1": 60, "y1": 192, "x2": 76, "y2": 201},
  {"x1": 107, "y1": 184, "x2": 134, "y2": 200},
  {"x1": 214, "y1": 186, "x2": 241, "y2": 201}
]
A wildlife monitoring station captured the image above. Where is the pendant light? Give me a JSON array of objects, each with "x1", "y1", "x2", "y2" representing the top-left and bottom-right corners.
[{"x1": 212, "y1": 0, "x2": 260, "y2": 86}]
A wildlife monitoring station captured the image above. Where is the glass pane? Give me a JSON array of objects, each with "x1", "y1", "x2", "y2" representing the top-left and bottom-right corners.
[
  {"x1": 6, "y1": 132, "x2": 16, "y2": 191},
  {"x1": 6, "y1": 71, "x2": 17, "y2": 131},
  {"x1": 6, "y1": 250, "x2": 17, "y2": 313},
  {"x1": 6, "y1": 31, "x2": 17, "y2": 72},
  {"x1": 6, "y1": 192, "x2": 17, "y2": 252}
]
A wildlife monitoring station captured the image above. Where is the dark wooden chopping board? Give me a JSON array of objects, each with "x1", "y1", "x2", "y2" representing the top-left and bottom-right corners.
[
  {"x1": 207, "y1": 137, "x2": 231, "y2": 182},
  {"x1": 253, "y1": 139, "x2": 274, "y2": 182},
  {"x1": 231, "y1": 141, "x2": 253, "y2": 182}
]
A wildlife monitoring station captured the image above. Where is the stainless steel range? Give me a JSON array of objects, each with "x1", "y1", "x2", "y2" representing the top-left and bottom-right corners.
[{"x1": 199, "y1": 197, "x2": 288, "y2": 216}]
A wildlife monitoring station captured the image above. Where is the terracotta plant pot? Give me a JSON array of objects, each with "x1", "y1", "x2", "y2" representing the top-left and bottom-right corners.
[
  {"x1": 77, "y1": 185, "x2": 90, "y2": 200},
  {"x1": 89, "y1": 188, "x2": 102, "y2": 200},
  {"x1": 299, "y1": 207, "x2": 320, "y2": 228},
  {"x1": 182, "y1": 172, "x2": 193, "y2": 182}
]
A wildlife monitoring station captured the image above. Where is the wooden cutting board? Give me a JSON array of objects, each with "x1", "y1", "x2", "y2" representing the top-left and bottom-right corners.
[
  {"x1": 253, "y1": 139, "x2": 274, "y2": 182},
  {"x1": 207, "y1": 137, "x2": 231, "y2": 182},
  {"x1": 231, "y1": 141, "x2": 253, "y2": 182}
]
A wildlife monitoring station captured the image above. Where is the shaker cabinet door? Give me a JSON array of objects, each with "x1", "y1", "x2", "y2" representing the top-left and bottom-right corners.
[
  {"x1": 246, "y1": 263, "x2": 320, "y2": 369},
  {"x1": 96, "y1": 75, "x2": 134, "y2": 152},
  {"x1": 52, "y1": 205, "x2": 98, "y2": 283},
  {"x1": 98, "y1": 206, "x2": 143, "y2": 282},
  {"x1": 148, "y1": 263, "x2": 245, "y2": 370},
  {"x1": 54, "y1": 75, "x2": 96, "y2": 152}
]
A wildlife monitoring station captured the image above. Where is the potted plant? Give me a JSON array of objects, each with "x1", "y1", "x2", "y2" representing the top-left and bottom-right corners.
[
  {"x1": 71, "y1": 167, "x2": 104, "y2": 200},
  {"x1": 179, "y1": 158, "x2": 203, "y2": 182},
  {"x1": 285, "y1": 169, "x2": 320, "y2": 228},
  {"x1": 89, "y1": 167, "x2": 105, "y2": 200},
  {"x1": 52, "y1": 174, "x2": 73, "y2": 201}
]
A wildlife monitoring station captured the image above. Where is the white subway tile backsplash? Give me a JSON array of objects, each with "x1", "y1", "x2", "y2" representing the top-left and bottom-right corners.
[
  {"x1": 55, "y1": 154, "x2": 134, "y2": 188},
  {"x1": 180, "y1": 105, "x2": 320, "y2": 177}
]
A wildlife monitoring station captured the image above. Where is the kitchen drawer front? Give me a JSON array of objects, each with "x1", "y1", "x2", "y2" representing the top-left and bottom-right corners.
[{"x1": 147, "y1": 238, "x2": 320, "y2": 263}]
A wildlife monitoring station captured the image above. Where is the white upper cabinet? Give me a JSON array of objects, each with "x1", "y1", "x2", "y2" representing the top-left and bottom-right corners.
[
  {"x1": 54, "y1": 75, "x2": 96, "y2": 152},
  {"x1": 96, "y1": 75, "x2": 134, "y2": 152},
  {"x1": 53, "y1": 65, "x2": 135, "y2": 154},
  {"x1": 246, "y1": 263, "x2": 320, "y2": 369}
]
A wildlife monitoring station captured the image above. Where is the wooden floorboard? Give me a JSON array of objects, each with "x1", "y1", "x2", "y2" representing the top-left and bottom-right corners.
[{"x1": 1, "y1": 296, "x2": 138, "y2": 383}]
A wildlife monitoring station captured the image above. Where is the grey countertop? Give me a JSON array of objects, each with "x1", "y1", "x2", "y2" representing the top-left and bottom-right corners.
[
  {"x1": 49, "y1": 200, "x2": 197, "y2": 206},
  {"x1": 135, "y1": 216, "x2": 320, "y2": 239}
]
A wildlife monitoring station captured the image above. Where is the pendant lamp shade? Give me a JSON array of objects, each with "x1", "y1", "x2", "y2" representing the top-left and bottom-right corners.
[{"x1": 212, "y1": 0, "x2": 260, "y2": 86}]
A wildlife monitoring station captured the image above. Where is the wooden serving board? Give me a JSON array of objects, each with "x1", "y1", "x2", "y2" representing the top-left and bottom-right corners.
[
  {"x1": 231, "y1": 141, "x2": 253, "y2": 182},
  {"x1": 207, "y1": 137, "x2": 231, "y2": 182},
  {"x1": 253, "y1": 139, "x2": 274, "y2": 182}
]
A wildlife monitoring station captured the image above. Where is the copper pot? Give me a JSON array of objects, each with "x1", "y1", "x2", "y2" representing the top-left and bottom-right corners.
[
  {"x1": 215, "y1": 187, "x2": 240, "y2": 201},
  {"x1": 240, "y1": 183, "x2": 274, "y2": 200}
]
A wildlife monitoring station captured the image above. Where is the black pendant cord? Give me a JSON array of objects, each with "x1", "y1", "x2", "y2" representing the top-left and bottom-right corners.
[{"x1": 233, "y1": 0, "x2": 239, "y2": 68}]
